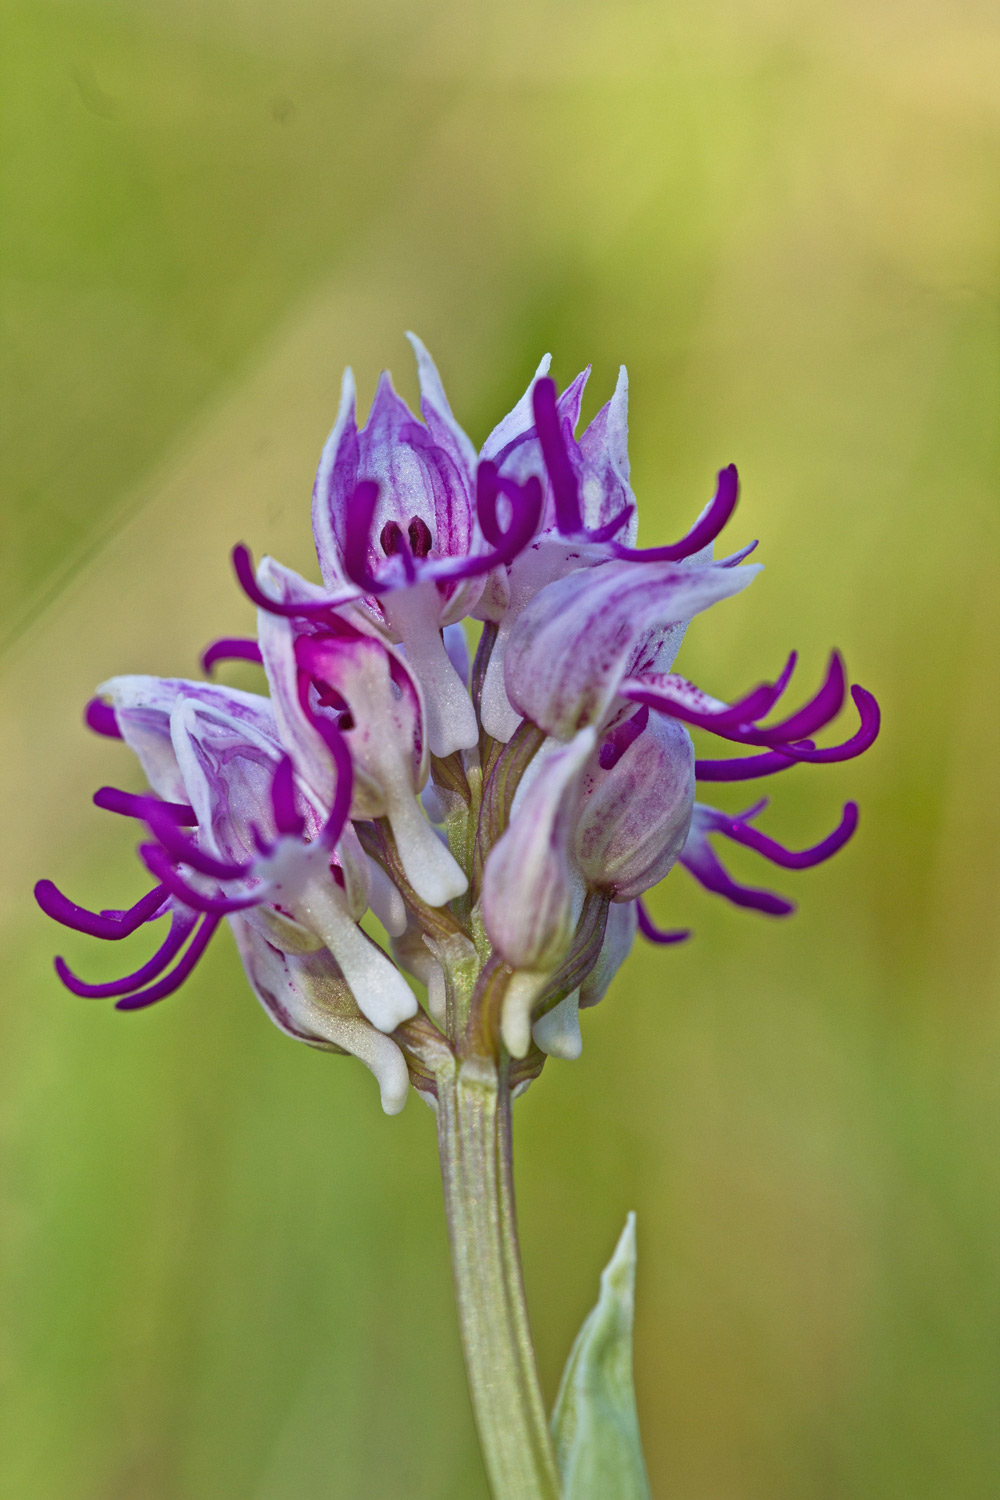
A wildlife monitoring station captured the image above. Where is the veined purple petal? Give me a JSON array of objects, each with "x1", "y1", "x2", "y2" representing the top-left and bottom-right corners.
[
  {"x1": 84, "y1": 698, "x2": 122, "y2": 738},
  {"x1": 576, "y1": 365, "x2": 638, "y2": 544},
  {"x1": 636, "y1": 901, "x2": 691, "y2": 945},
  {"x1": 114, "y1": 915, "x2": 222, "y2": 1011},
  {"x1": 34, "y1": 879, "x2": 168, "y2": 939},
  {"x1": 505, "y1": 555, "x2": 760, "y2": 739},
  {"x1": 723, "y1": 801, "x2": 859, "y2": 869},
  {"x1": 270, "y1": 754, "x2": 306, "y2": 838},
  {"x1": 54, "y1": 908, "x2": 199, "y2": 997},
  {"x1": 613, "y1": 465, "x2": 740, "y2": 564},
  {"x1": 201, "y1": 637, "x2": 263, "y2": 673},
  {"x1": 93, "y1": 786, "x2": 197, "y2": 825}
]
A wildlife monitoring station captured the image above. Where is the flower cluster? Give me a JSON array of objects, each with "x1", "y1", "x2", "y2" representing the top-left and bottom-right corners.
[{"x1": 37, "y1": 337, "x2": 879, "y2": 1113}]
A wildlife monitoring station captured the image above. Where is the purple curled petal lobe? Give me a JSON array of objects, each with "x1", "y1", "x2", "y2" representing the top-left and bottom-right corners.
[
  {"x1": 695, "y1": 748, "x2": 810, "y2": 781},
  {"x1": 623, "y1": 653, "x2": 798, "y2": 733},
  {"x1": 718, "y1": 540, "x2": 759, "y2": 567},
  {"x1": 233, "y1": 544, "x2": 362, "y2": 618},
  {"x1": 292, "y1": 663, "x2": 354, "y2": 845},
  {"x1": 772, "y1": 687, "x2": 881, "y2": 763},
  {"x1": 628, "y1": 659, "x2": 878, "y2": 766},
  {"x1": 340, "y1": 482, "x2": 384, "y2": 593},
  {"x1": 113, "y1": 915, "x2": 222, "y2": 1010},
  {"x1": 613, "y1": 465, "x2": 740, "y2": 564},
  {"x1": 93, "y1": 786, "x2": 197, "y2": 825},
  {"x1": 723, "y1": 801, "x2": 859, "y2": 869},
  {"x1": 636, "y1": 901, "x2": 691, "y2": 945},
  {"x1": 138, "y1": 845, "x2": 260, "y2": 916},
  {"x1": 416, "y1": 465, "x2": 543, "y2": 587},
  {"x1": 749, "y1": 652, "x2": 845, "y2": 745},
  {"x1": 586, "y1": 505, "x2": 634, "y2": 544},
  {"x1": 598, "y1": 704, "x2": 650, "y2": 771},
  {"x1": 679, "y1": 840, "x2": 795, "y2": 917},
  {"x1": 54, "y1": 908, "x2": 199, "y2": 998},
  {"x1": 84, "y1": 698, "x2": 122, "y2": 738},
  {"x1": 201, "y1": 637, "x2": 263, "y2": 673},
  {"x1": 270, "y1": 754, "x2": 306, "y2": 838},
  {"x1": 532, "y1": 377, "x2": 583, "y2": 535},
  {"x1": 143, "y1": 805, "x2": 252, "y2": 881},
  {"x1": 35, "y1": 879, "x2": 168, "y2": 939}
]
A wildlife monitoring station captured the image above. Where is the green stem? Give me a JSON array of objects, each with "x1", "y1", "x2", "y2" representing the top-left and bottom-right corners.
[{"x1": 436, "y1": 1057, "x2": 562, "y2": 1500}]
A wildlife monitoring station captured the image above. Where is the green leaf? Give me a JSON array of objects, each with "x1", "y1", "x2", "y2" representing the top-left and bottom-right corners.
[{"x1": 551, "y1": 1213, "x2": 652, "y2": 1500}]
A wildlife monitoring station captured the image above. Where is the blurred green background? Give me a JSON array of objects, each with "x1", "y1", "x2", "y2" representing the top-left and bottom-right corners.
[{"x1": 3, "y1": 1, "x2": 999, "y2": 1496}]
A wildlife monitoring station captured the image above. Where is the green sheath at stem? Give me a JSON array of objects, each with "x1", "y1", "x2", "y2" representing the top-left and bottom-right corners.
[{"x1": 436, "y1": 1059, "x2": 562, "y2": 1500}]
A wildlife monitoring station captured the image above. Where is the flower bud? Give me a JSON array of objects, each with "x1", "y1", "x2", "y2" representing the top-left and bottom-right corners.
[
  {"x1": 480, "y1": 728, "x2": 594, "y2": 1057},
  {"x1": 481, "y1": 728, "x2": 594, "y2": 972},
  {"x1": 574, "y1": 709, "x2": 694, "y2": 901}
]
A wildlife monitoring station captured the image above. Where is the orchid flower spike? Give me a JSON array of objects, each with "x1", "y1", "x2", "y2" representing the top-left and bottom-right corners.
[{"x1": 38, "y1": 337, "x2": 879, "y2": 1112}]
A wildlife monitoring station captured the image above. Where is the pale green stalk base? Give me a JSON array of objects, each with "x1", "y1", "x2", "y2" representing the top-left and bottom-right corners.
[{"x1": 436, "y1": 1057, "x2": 562, "y2": 1500}]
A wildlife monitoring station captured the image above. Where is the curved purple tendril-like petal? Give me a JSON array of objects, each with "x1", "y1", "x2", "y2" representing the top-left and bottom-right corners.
[
  {"x1": 586, "y1": 505, "x2": 635, "y2": 544},
  {"x1": 613, "y1": 465, "x2": 740, "y2": 564},
  {"x1": 636, "y1": 900, "x2": 691, "y2": 945},
  {"x1": 625, "y1": 653, "x2": 798, "y2": 733},
  {"x1": 531, "y1": 377, "x2": 583, "y2": 535},
  {"x1": 270, "y1": 754, "x2": 306, "y2": 838},
  {"x1": 767, "y1": 687, "x2": 881, "y2": 764},
  {"x1": 34, "y1": 879, "x2": 168, "y2": 939},
  {"x1": 84, "y1": 698, "x2": 122, "y2": 739},
  {"x1": 201, "y1": 637, "x2": 263, "y2": 673},
  {"x1": 723, "y1": 801, "x2": 859, "y2": 869},
  {"x1": 532, "y1": 375, "x2": 745, "y2": 562},
  {"x1": 680, "y1": 842, "x2": 795, "y2": 917},
  {"x1": 719, "y1": 539, "x2": 759, "y2": 567},
  {"x1": 418, "y1": 467, "x2": 544, "y2": 586},
  {"x1": 142, "y1": 804, "x2": 251, "y2": 881},
  {"x1": 114, "y1": 914, "x2": 222, "y2": 1011},
  {"x1": 93, "y1": 786, "x2": 197, "y2": 825},
  {"x1": 341, "y1": 480, "x2": 384, "y2": 594},
  {"x1": 138, "y1": 845, "x2": 262, "y2": 915},
  {"x1": 54, "y1": 908, "x2": 200, "y2": 998},
  {"x1": 627, "y1": 661, "x2": 876, "y2": 763},
  {"x1": 292, "y1": 667, "x2": 354, "y2": 846},
  {"x1": 749, "y1": 652, "x2": 845, "y2": 745},
  {"x1": 695, "y1": 746, "x2": 813, "y2": 781},
  {"x1": 599, "y1": 704, "x2": 650, "y2": 771},
  {"x1": 232, "y1": 544, "x2": 360, "y2": 619}
]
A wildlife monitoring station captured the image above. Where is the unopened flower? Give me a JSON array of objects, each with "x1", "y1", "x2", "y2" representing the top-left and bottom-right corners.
[{"x1": 37, "y1": 338, "x2": 879, "y2": 1111}]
